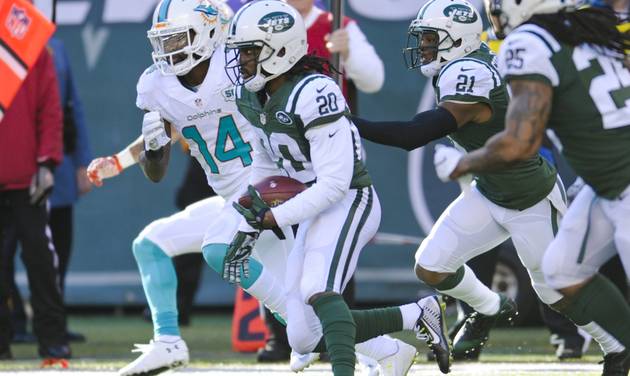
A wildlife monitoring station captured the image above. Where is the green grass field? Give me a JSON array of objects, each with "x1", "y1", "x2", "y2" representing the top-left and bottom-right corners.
[{"x1": 0, "y1": 313, "x2": 607, "y2": 375}]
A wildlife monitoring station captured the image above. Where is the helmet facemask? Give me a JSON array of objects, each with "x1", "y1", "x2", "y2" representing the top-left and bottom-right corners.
[
  {"x1": 225, "y1": 40, "x2": 279, "y2": 92},
  {"x1": 149, "y1": 26, "x2": 214, "y2": 76},
  {"x1": 403, "y1": 25, "x2": 458, "y2": 77},
  {"x1": 484, "y1": 0, "x2": 508, "y2": 39}
]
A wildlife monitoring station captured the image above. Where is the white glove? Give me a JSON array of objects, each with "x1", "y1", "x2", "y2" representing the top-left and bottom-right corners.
[
  {"x1": 433, "y1": 144, "x2": 464, "y2": 183},
  {"x1": 142, "y1": 111, "x2": 170, "y2": 151},
  {"x1": 29, "y1": 165, "x2": 54, "y2": 205},
  {"x1": 87, "y1": 156, "x2": 122, "y2": 187}
]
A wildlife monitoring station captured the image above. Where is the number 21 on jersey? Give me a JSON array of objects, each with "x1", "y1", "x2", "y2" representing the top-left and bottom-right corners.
[{"x1": 182, "y1": 115, "x2": 252, "y2": 174}]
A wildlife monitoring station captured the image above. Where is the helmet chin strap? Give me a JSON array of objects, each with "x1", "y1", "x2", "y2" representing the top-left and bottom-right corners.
[{"x1": 244, "y1": 63, "x2": 281, "y2": 92}]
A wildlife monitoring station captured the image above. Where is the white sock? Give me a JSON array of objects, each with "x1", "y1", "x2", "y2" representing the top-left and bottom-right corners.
[
  {"x1": 245, "y1": 267, "x2": 287, "y2": 318},
  {"x1": 580, "y1": 322, "x2": 625, "y2": 355},
  {"x1": 355, "y1": 335, "x2": 400, "y2": 361},
  {"x1": 155, "y1": 334, "x2": 181, "y2": 343},
  {"x1": 399, "y1": 303, "x2": 422, "y2": 331},
  {"x1": 439, "y1": 264, "x2": 500, "y2": 316}
]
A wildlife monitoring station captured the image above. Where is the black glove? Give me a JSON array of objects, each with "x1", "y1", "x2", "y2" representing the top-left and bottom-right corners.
[
  {"x1": 29, "y1": 164, "x2": 54, "y2": 205},
  {"x1": 232, "y1": 185, "x2": 285, "y2": 239}
]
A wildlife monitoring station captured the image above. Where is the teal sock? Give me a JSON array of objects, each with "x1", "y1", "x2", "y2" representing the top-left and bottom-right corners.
[
  {"x1": 563, "y1": 274, "x2": 630, "y2": 348},
  {"x1": 201, "y1": 243, "x2": 262, "y2": 288},
  {"x1": 202, "y1": 243, "x2": 228, "y2": 275},
  {"x1": 132, "y1": 238, "x2": 179, "y2": 337},
  {"x1": 311, "y1": 294, "x2": 356, "y2": 376}
]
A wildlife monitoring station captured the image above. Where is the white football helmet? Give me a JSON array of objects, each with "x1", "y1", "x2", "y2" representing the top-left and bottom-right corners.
[
  {"x1": 484, "y1": 0, "x2": 583, "y2": 38},
  {"x1": 148, "y1": 0, "x2": 232, "y2": 76},
  {"x1": 224, "y1": 0, "x2": 308, "y2": 92},
  {"x1": 403, "y1": 0, "x2": 482, "y2": 77}
]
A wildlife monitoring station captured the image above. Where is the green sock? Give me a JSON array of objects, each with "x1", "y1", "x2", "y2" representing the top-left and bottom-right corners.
[
  {"x1": 311, "y1": 294, "x2": 356, "y2": 376},
  {"x1": 313, "y1": 306, "x2": 403, "y2": 352},
  {"x1": 563, "y1": 274, "x2": 630, "y2": 348},
  {"x1": 432, "y1": 266, "x2": 464, "y2": 290},
  {"x1": 352, "y1": 307, "x2": 403, "y2": 342}
]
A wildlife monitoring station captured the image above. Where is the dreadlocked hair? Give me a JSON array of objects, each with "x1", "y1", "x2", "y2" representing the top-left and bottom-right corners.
[
  {"x1": 528, "y1": 7, "x2": 630, "y2": 57},
  {"x1": 286, "y1": 54, "x2": 342, "y2": 79}
]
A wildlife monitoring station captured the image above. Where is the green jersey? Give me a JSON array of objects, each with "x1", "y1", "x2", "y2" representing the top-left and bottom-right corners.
[
  {"x1": 236, "y1": 73, "x2": 371, "y2": 189},
  {"x1": 498, "y1": 23, "x2": 630, "y2": 199},
  {"x1": 434, "y1": 43, "x2": 557, "y2": 210}
]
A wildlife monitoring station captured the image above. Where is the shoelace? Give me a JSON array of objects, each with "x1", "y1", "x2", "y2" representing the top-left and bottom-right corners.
[{"x1": 131, "y1": 342, "x2": 155, "y2": 354}]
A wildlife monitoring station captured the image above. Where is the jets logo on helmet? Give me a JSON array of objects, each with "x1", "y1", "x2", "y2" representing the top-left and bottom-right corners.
[
  {"x1": 148, "y1": 0, "x2": 232, "y2": 76},
  {"x1": 484, "y1": 0, "x2": 583, "y2": 38},
  {"x1": 224, "y1": 0, "x2": 307, "y2": 92},
  {"x1": 403, "y1": 0, "x2": 482, "y2": 77},
  {"x1": 443, "y1": 4, "x2": 478, "y2": 24},
  {"x1": 258, "y1": 12, "x2": 295, "y2": 33}
]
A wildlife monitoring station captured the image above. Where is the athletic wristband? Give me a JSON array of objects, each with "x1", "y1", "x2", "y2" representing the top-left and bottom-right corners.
[{"x1": 114, "y1": 148, "x2": 136, "y2": 171}]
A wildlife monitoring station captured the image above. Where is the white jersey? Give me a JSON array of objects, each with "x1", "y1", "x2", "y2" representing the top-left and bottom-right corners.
[{"x1": 136, "y1": 47, "x2": 253, "y2": 199}]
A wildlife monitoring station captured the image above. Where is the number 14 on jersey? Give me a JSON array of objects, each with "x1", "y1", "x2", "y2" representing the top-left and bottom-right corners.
[{"x1": 182, "y1": 115, "x2": 253, "y2": 174}]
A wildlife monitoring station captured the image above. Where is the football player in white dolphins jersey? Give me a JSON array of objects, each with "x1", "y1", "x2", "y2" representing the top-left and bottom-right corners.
[
  {"x1": 442, "y1": 0, "x2": 630, "y2": 372},
  {"x1": 223, "y1": 1, "x2": 455, "y2": 375},
  {"x1": 87, "y1": 1, "x2": 294, "y2": 375},
  {"x1": 87, "y1": 1, "x2": 421, "y2": 375}
]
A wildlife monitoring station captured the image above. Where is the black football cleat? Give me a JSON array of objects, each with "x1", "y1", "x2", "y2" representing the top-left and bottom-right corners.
[
  {"x1": 451, "y1": 294, "x2": 518, "y2": 361},
  {"x1": 38, "y1": 343, "x2": 71, "y2": 359},
  {"x1": 256, "y1": 339, "x2": 290, "y2": 363},
  {"x1": 601, "y1": 349, "x2": 630, "y2": 376}
]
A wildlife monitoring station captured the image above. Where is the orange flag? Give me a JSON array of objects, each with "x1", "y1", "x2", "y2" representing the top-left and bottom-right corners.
[
  {"x1": 231, "y1": 288, "x2": 269, "y2": 352},
  {"x1": 0, "y1": 0, "x2": 55, "y2": 121}
]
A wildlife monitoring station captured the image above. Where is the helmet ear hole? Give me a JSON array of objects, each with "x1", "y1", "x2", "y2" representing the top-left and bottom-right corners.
[
  {"x1": 277, "y1": 47, "x2": 286, "y2": 57},
  {"x1": 209, "y1": 29, "x2": 215, "y2": 39},
  {"x1": 453, "y1": 39, "x2": 462, "y2": 47}
]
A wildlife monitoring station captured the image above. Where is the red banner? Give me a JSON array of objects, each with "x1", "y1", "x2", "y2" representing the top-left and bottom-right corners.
[{"x1": 0, "y1": 0, "x2": 55, "y2": 120}]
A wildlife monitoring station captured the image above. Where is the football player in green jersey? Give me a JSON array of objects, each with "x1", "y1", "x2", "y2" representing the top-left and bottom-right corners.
[
  {"x1": 354, "y1": 0, "x2": 525, "y2": 356},
  {"x1": 221, "y1": 1, "x2": 457, "y2": 374},
  {"x1": 442, "y1": 0, "x2": 630, "y2": 372},
  {"x1": 351, "y1": 0, "x2": 622, "y2": 365}
]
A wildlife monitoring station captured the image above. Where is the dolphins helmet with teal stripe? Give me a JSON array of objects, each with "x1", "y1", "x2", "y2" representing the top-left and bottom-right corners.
[
  {"x1": 224, "y1": 0, "x2": 307, "y2": 92},
  {"x1": 484, "y1": 0, "x2": 583, "y2": 39},
  {"x1": 403, "y1": 0, "x2": 482, "y2": 77},
  {"x1": 148, "y1": 0, "x2": 232, "y2": 76}
]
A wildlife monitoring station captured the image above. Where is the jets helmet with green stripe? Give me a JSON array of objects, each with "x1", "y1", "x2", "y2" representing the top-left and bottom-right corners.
[
  {"x1": 148, "y1": 0, "x2": 232, "y2": 76},
  {"x1": 224, "y1": 0, "x2": 307, "y2": 92},
  {"x1": 484, "y1": 0, "x2": 583, "y2": 38},
  {"x1": 403, "y1": 0, "x2": 483, "y2": 77}
]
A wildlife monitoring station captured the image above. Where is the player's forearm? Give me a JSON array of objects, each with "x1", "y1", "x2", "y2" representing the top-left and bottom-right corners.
[
  {"x1": 113, "y1": 135, "x2": 144, "y2": 171},
  {"x1": 139, "y1": 142, "x2": 171, "y2": 182},
  {"x1": 272, "y1": 122, "x2": 353, "y2": 227},
  {"x1": 351, "y1": 107, "x2": 457, "y2": 151},
  {"x1": 451, "y1": 132, "x2": 526, "y2": 178},
  {"x1": 344, "y1": 23, "x2": 384, "y2": 93}
]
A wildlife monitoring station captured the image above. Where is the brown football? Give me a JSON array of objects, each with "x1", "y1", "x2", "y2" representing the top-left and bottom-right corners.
[{"x1": 238, "y1": 176, "x2": 307, "y2": 208}]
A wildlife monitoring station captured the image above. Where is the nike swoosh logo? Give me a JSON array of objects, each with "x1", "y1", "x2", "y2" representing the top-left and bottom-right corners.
[
  {"x1": 328, "y1": 130, "x2": 339, "y2": 138},
  {"x1": 460, "y1": 67, "x2": 475, "y2": 72},
  {"x1": 435, "y1": 157, "x2": 447, "y2": 166},
  {"x1": 316, "y1": 84, "x2": 328, "y2": 93}
]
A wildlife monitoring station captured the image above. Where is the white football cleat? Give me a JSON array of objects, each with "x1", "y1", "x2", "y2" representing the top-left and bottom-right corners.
[
  {"x1": 415, "y1": 295, "x2": 451, "y2": 374},
  {"x1": 289, "y1": 351, "x2": 319, "y2": 372},
  {"x1": 376, "y1": 339, "x2": 417, "y2": 376},
  {"x1": 356, "y1": 353, "x2": 380, "y2": 376},
  {"x1": 118, "y1": 339, "x2": 189, "y2": 376}
]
